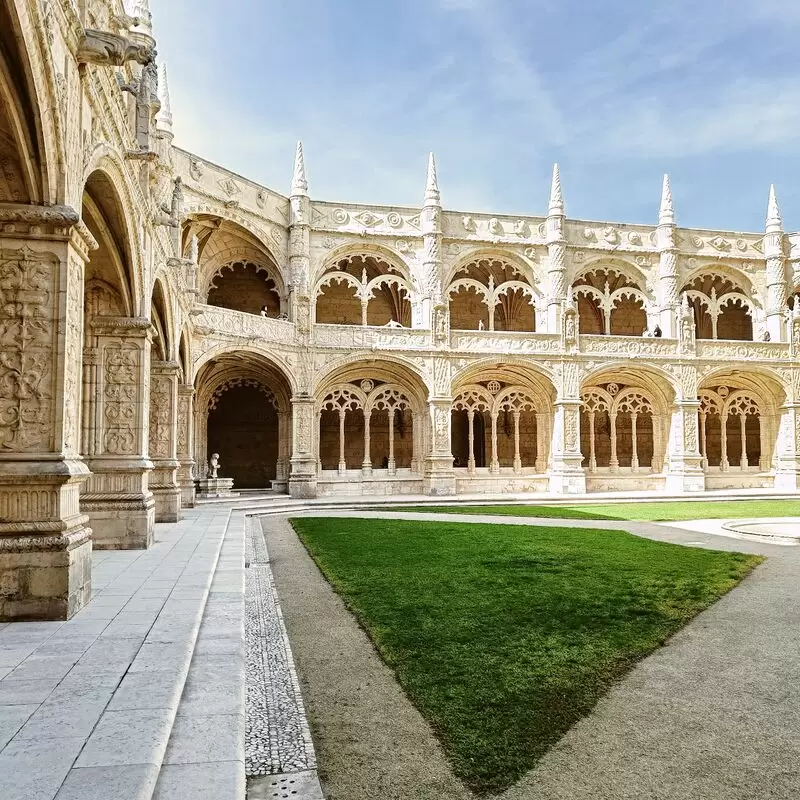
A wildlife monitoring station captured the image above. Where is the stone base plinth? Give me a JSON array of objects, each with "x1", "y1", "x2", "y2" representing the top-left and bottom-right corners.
[
  {"x1": 0, "y1": 458, "x2": 92, "y2": 620},
  {"x1": 197, "y1": 478, "x2": 238, "y2": 498},
  {"x1": 665, "y1": 470, "x2": 706, "y2": 493},
  {"x1": 549, "y1": 469, "x2": 587, "y2": 494},
  {"x1": 289, "y1": 472, "x2": 317, "y2": 499},
  {"x1": 152, "y1": 488, "x2": 181, "y2": 522},
  {"x1": 774, "y1": 470, "x2": 800, "y2": 491},
  {"x1": 423, "y1": 456, "x2": 456, "y2": 496},
  {"x1": 0, "y1": 528, "x2": 92, "y2": 621}
]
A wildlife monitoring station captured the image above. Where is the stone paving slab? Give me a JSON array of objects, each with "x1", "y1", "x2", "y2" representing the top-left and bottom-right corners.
[
  {"x1": 154, "y1": 511, "x2": 247, "y2": 800},
  {"x1": 0, "y1": 507, "x2": 232, "y2": 800}
]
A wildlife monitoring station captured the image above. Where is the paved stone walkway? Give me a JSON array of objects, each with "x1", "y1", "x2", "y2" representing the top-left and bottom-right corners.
[{"x1": 0, "y1": 507, "x2": 241, "y2": 800}]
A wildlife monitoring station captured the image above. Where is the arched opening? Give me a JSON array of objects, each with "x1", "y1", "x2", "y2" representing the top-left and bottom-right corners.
[
  {"x1": 314, "y1": 254, "x2": 411, "y2": 327},
  {"x1": 450, "y1": 365, "x2": 555, "y2": 483},
  {"x1": 580, "y1": 368, "x2": 674, "y2": 483},
  {"x1": 315, "y1": 361, "x2": 427, "y2": 493},
  {"x1": 682, "y1": 273, "x2": 753, "y2": 341},
  {"x1": 207, "y1": 261, "x2": 281, "y2": 316},
  {"x1": 0, "y1": 2, "x2": 45, "y2": 204},
  {"x1": 573, "y1": 267, "x2": 648, "y2": 336},
  {"x1": 447, "y1": 257, "x2": 537, "y2": 331},
  {"x1": 183, "y1": 215, "x2": 286, "y2": 316},
  {"x1": 195, "y1": 353, "x2": 293, "y2": 492}
]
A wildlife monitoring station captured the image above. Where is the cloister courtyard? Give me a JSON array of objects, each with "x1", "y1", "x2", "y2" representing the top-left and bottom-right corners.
[{"x1": 2, "y1": 0, "x2": 800, "y2": 797}]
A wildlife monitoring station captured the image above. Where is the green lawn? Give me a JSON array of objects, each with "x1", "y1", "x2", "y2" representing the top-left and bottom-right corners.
[
  {"x1": 380, "y1": 498, "x2": 800, "y2": 522},
  {"x1": 292, "y1": 517, "x2": 762, "y2": 795}
]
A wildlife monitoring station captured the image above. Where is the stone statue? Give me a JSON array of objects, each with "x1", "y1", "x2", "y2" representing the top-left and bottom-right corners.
[
  {"x1": 209, "y1": 453, "x2": 220, "y2": 479},
  {"x1": 77, "y1": 30, "x2": 155, "y2": 67}
]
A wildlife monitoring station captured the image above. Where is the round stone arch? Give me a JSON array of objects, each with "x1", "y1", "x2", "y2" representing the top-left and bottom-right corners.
[
  {"x1": 314, "y1": 357, "x2": 430, "y2": 474},
  {"x1": 580, "y1": 363, "x2": 676, "y2": 473},
  {"x1": 0, "y1": 0, "x2": 63, "y2": 204},
  {"x1": 183, "y1": 212, "x2": 286, "y2": 316},
  {"x1": 572, "y1": 257, "x2": 651, "y2": 337},
  {"x1": 194, "y1": 350, "x2": 295, "y2": 489},
  {"x1": 697, "y1": 366, "x2": 786, "y2": 473},
  {"x1": 450, "y1": 360, "x2": 557, "y2": 472},
  {"x1": 81, "y1": 162, "x2": 143, "y2": 316},
  {"x1": 314, "y1": 242, "x2": 414, "y2": 288},
  {"x1": 445, "y1": 250, "x2": 543, "y2": 332},
  {"x1": 192, "y1": 342, "x2": 298, "y2": 396}
]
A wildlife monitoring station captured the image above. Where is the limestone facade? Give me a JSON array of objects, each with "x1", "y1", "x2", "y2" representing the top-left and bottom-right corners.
[{"x1": 3, "y1": 0, "x2": 800, "y2": 618}]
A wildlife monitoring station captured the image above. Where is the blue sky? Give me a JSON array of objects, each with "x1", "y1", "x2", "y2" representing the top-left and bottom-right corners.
[{"x1": 151, "y1": 0, "x2": 800, "y2": 232}]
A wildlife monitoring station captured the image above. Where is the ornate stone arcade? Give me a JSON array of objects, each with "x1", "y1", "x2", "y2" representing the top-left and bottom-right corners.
[{"x1": 2, "y1": 0, "x2": 800, "y2": 619}]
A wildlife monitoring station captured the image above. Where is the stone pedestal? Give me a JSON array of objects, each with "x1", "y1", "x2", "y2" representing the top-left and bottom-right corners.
[
  {"x1": 197, "y1": 477, "x2": 237, "y2": 498},
  {"x1": 775, "y1": 402, "x2": 800, "y2": 489}
]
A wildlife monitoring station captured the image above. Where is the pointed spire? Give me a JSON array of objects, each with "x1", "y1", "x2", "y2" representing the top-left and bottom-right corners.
[
  {"x1": 766, "y1": 184, "x2": 782, "y2": 233},
  {"x1": 659, "y1": 173, "x2": 674, "y2": 226},
  {"x1": 291, "y1": 141, "x2": 308, "y2": 196},
  {"x1": 155, "y1": 63, "x2": 173, "y2": 132},
  {"x1": 424, "y1": 152, "x2": 440, "y2": 206},
  {"x1": 548, "y1": 163, "x2": 564, "y2": 216}
]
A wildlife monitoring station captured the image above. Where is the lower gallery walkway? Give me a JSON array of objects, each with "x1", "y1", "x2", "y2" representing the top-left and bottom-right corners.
[{"x1": 0, "y1": 497, "x2": 798, "y2": 799}]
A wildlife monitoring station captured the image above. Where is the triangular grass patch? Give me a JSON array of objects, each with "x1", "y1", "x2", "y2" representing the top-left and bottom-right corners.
[{"x1": 292, "y1": 517, "x2": 761, "y2": 796}]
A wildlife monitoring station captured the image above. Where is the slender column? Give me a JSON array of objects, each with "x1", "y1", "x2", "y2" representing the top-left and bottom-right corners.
[
  {"x1": 758, "y1": 415, "x2": 768, "y2": 471},
  {"x1": 588, "y1": 412, "x2": 597, "y2": 472},
  {"x1": 609, "y1": 412, "x2": 619, "y2": 472},
  {"x1": 711, "y1": 312, "x2": 719, "y2": 341},
  {"x1": 630, "y1": 413, "x2": 639, "y2": 471},
  {"x1": 467, "y1": 410, "x2": 476, "y2": 474},
  {"x1": 739, "y1": 414, "x2": 748, "y2": 468},
  {"x1": 361, "y1": 299, "x2": 369, "y2": 327},
  {"x1": 316, "y1": 411, "x2": 322, "y2": 473},
  {"x1": 546, "y1": 164, "x2": 567, "y2": 332},
  {"x1": 362, "y1": 410, "x2": 372, "y2": 476},
  {"x1": 488, "y1": 305, "x2": 495, "y2": 332},
  {"x1": 423, "y1": 399, "x2": 456, "y2": 495},
  {"x1": 388, "y1": 409, "x2": 396, "y2": 474},
  {"x1": 490, "y1": 411, "x2": 499, "y2": 473},
  {"x1": 764, "y1": 185, "x2": 788, "y2": 341},
  {"x1": 513, "y1": 411, "x2": 521, "y2": 473},
  {"x1": 657, "y1": 175, "x2": 679, "y2": 337},
  {"x1": 699, "y1": 413, "x2": 708, "y2": 469},
  {"x1": 720, "y1": 415, "x2": 729, "y2": 470},
  {"x1": 338, "y1": 409, "x2": 347, "y2": 474}
]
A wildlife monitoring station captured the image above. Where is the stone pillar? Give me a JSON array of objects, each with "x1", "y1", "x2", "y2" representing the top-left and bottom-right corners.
[
  {"x1": 148, "y1": 361, "x2": 181, "y2": 522},
  {"x1": 764, "y1": 185, "x2": 787, "y2": 342},
  {"x1": 81, "y1": 318, "x2": 155, "y2": 549},
  {"x1": 422, "y1": 153, "x2": 443, "y2": 330},
  {"x1": 0, "y1": 214, "x2": 93, "y2": 620},
  {"x1": 549, "y1": 400, "x2": 586, "y2": 494},
  {"x1": 289, "y1": 396, "x2": 318, "y2": 498},
  {"x1": 424, "y1": 400, "x2": 456, "y2": 495},
  {"x1": 288, "y1": 141, "x2": 312, "y2": 342},
  {"x1": 176, "y1": 384, "x2": 196, "y2": 508},
  {"x1": 665, "y1": 401, "x2": 705, "y2": 492},
  {"x1": 546, "y1": 164, "x2": 567, "y2": 333},
  {"x1": 775, "y1": 400, "x2": 800, "y2": 490},
  {"x1": 657, "y1": 175, "x2": 679, "y2": 337}
]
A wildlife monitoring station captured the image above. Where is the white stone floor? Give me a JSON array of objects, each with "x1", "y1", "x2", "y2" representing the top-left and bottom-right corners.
[{"x1": 0, "y1": 507, "x2": 244, "y2": 800}]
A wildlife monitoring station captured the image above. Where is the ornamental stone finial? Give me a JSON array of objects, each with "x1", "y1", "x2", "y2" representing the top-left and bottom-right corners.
[
  {"x1": 424, "y1": 152, "x2": 440, "y2": 206},
  {"x1": 156, "y1": 63, "x2": 173, "y2": 132},
  {"x1": 548, "y1": 163, "x2": 564, "y2": 216},
  {"x1": 766, "y1": 184, "x2": 782, "y2": 233},
  {"x1": 659, "y1": 173, "x2": 674, "y2": 226},
  {"x1": 291, "y1": 141, "x2": 308, "y2": 196}
]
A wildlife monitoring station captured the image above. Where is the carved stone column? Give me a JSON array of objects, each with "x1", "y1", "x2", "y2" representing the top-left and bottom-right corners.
[
  {"x1": 0, "y1": 215, "x2": 93, "y2": 620},
  {"x1": 546, "y1": 165, "x2": 567, "y2": 333},
  {"x1": 149, "y1": 361, "x2": 181, "y2": 522},
  {"x1": 549, "y1": 400, "x2": 586, "y2": 493},
  {"x1": 289, "y1": 396, "x2": 318, "y2": 498},
  {"x1": 665, "y1": 401, "x2": 705, "y2": 492},
  {"x1": 657, "y1": 175, "x2": 678, "y2": 337},
  {"x1": 423, "y1": 399, "x2": 456, "y2": 496},
  {"x1": 764, "y1": 186, "x2": 788, "y2": 342},
  {"x1": 176, "y1": 384, "x2": 196, "y2": 508},
  {"x1": 775, "y1": 392, "x2": 800, "y2": 490},
  {"x1": 81, "y1": 318, "x2": 155, "y2": 549}
]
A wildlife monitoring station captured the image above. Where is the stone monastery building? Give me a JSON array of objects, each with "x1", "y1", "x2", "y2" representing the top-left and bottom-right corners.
[{"x1": 3, "y1": 0, "x2": 800, "y2": 619}]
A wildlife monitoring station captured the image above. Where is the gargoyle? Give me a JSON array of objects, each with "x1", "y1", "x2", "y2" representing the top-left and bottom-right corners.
[{"x1": 77, "y1": 30, "x2": 155, "y2": 67}]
